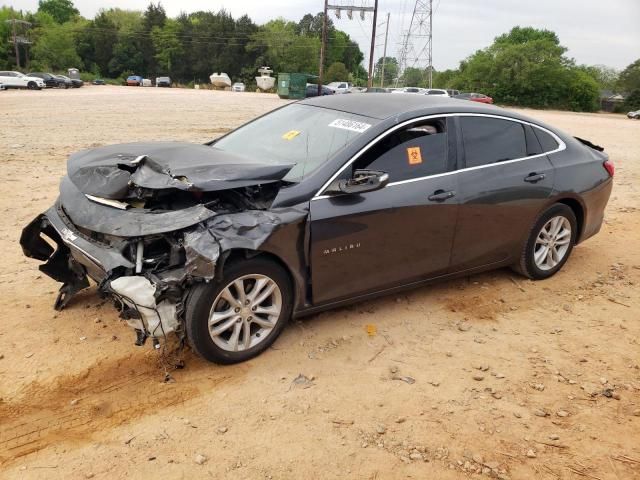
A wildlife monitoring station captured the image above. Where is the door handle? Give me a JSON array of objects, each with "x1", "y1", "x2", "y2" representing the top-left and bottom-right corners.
[
  {"x1": 428, "y1": 190, "x2": 455, "y2": 202},
  {"x1": 524, "y1": 173, "x2": 546, "y2": 183}
]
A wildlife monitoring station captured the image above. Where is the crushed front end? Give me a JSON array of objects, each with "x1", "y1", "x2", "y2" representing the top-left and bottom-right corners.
[
  {"x1": 21, "y1": 196, "x2": 217, "y2": 348},
  {"x1": 20, "y1": 141, "x2": 306, "y2": 349}
]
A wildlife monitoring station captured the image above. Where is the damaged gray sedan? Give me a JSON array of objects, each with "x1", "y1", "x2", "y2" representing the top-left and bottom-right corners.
[{"x1": 21, "y1": 95, "x2": 613, "y2": 364}]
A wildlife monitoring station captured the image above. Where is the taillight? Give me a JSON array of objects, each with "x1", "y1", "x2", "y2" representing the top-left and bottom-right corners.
[{"x1": 603, "y1": 160, "x2": 614, "y2": 177}]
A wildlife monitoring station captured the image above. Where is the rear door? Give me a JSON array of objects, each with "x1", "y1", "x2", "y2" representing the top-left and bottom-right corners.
[
  {"x1": 450, "y1": 115, "x2": 556, "y2": 271},
  {"x1": 310, "y1": 117, "x2": 459, "y2": 304}
]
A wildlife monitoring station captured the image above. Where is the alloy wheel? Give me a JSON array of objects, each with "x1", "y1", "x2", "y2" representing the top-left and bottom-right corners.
[
  {"x1": 208, "y1": 274, "x2": 282, "y2": 352},
  {"x1": 533, "y1": 215, "x2": 572, "y2": 271}
]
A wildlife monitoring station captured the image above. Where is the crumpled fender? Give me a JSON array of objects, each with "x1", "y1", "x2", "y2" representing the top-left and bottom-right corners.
[{"x1": 181, "y1": 207, "x2": 309, "y2": 281}]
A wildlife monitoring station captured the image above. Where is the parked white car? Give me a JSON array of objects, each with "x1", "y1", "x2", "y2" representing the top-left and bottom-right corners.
[
  {"x1": 391, "y1": 87, "x2": 424, "y2": 94},
  {"x1": 0, "y1": 71, "x2": 45, "y2": 90},
  {"x1": 627, "y1": 110, "x2": 640, "y2": 119},
  {"x1": 327, "y1": 81, "x2": 352, "y2": 94},
  {"x1": 232, "y1": 82, "x2": 246, "y2": 92},
  {"x1": 424, "y1": 88, "x2": 449, "y2": 96}
]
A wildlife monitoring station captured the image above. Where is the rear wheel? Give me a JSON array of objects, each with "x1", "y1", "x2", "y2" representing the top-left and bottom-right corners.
[
  {"x1": 185, "y1": 258, "x2": 292, "y2": 364},
  {"x1": 513, "y1": 203, "x2": 577, "y2": 280}
]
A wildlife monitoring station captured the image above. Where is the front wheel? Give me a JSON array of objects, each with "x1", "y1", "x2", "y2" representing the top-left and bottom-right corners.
[
  {"x1": 27, "y1": 81, "x2": 38, "y2": 90},
  {"x1": 513, "y1": 203, "x2": 578, "y2": 280},
  {"x1": 185, "y1": 258, "x2": 292, "y2": 364}
]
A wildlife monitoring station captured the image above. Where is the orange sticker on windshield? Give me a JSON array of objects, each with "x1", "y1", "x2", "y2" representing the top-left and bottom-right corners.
[
  {"x1": 407, "y1": 147, "x2": 422, "y2": 165},
  {"x1": 282, "y1": 130, "x2": 301, "y2": 140}
]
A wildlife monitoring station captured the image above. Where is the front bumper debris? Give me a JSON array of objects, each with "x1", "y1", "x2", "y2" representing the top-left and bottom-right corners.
[{"x1": 21, "y1": 194, "x2": 309, "y2": 350}]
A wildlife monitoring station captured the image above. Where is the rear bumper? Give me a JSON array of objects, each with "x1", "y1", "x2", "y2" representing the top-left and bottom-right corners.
[{"x1": 578, "y1": 178, "x2": 613, "y2": 243}]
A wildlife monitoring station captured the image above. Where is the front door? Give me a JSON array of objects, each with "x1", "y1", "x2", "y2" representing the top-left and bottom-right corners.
[{"x1": 310, "y1": 117, "x2": 459, "y2": 305}]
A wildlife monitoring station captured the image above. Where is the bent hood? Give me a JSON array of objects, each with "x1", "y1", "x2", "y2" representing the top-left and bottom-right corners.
[{"x1": 68, "y1": 141, "x2": 294, "y2": 199}]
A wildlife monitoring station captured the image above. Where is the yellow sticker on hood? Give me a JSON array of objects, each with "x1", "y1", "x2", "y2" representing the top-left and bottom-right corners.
[{"x1": 282, "y1": 130, "x2": 301, "y2": 140}]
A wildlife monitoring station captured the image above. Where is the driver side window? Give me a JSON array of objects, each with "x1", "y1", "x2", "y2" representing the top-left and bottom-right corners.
[{"x1": 350, "y1": 118, "x2": 450, "y2": 183}]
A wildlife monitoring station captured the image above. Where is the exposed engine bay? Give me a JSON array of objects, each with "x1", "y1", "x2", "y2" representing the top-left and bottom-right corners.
[{"x1": 20, "y1": 142, "x2": 308, "y2": 349}]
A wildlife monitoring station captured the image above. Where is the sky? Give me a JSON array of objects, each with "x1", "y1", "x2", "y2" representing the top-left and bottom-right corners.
[{"x1": 8, "y1": 0, "x2": 640, "y2": 71}]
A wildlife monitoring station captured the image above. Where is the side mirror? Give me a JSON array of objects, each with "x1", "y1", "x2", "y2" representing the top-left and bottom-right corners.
[{"x1": 326, "y1": 169, "x2": 389, "y2": 195}]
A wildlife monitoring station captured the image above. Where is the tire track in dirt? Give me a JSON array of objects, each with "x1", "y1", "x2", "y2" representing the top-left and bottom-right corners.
[{"x1": 0, "y1": 350, "x2": 246, "y2": 465}]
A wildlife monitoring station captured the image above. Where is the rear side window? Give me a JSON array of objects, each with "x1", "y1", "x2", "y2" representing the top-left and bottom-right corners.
[
  {"x1": 460, "y1": 117, "x2": 527, "y2": 168},
  {"x1": 524, "y1": 125, "x2": 542, "y2": 155},
  {"x1": 533, "y1": 127, "x2": 559, "y2": 153},
  {"x1": 353, "y1": 118, "x2": 449, "y2": 182}
]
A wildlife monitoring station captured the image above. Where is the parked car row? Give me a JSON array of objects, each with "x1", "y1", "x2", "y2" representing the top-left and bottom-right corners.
[
  {"x1": 126, "y1": 75, "x2": 173, "y2": 87},
  {"x1": 349, "y1": 86, "x2": 493, "y2": 104},
  {"x1": 387, "y1": 87, "x2": 457, "y2": 96},
  {"x1": 0, "y1": 71, "x2": 84, "y2": 90}
]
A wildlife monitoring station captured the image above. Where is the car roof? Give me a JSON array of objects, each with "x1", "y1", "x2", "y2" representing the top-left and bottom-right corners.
[{"x1": 300, "y1": 94, "x2": 508, "y2": 120}]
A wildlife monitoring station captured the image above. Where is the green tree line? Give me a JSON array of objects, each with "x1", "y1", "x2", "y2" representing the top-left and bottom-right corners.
[
  {"x1": 374, "y1": 27, "x2": 640, "y2": 112},
  {"x1": 0, "y1": 0, "x2": 366, "y2": 86}
]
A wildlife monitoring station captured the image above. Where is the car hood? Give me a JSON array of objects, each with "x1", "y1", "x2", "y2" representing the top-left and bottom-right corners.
[{"x1": 67, "y1": 141, "x2": 294, "y2": 200}]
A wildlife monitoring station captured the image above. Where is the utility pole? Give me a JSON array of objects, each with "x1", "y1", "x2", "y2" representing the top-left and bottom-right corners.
[
  {"x1": 11, "y1": 19, "x2": 19, "y2": 68},
  {"x1": 318, "y1": 0, "x2": 328, "y2": 96},
  {"x1": 428, "y1": 0, "x2": 433, "y2": 88},
  {"x1": 6, "y1": 19, "x2": 32, "y2": 69},
  {"x1": 319, "y1": 2, "x2": 378, "y2": 89},
  {"x1": 367, "y1": 0, "x2": 378, "y2": 88},
  {"x1": 380, "y1": 12, "x2": 390, "y2": 87}
]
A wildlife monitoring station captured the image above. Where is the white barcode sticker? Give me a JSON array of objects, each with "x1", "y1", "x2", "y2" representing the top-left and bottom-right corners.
[{"x1": 328, "y1": 118, "x2": 372, "y2": 133}]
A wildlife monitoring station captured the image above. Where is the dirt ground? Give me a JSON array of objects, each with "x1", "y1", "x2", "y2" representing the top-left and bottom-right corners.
[{"x1": 0, "y1": 86, "x2": 639, "y2": 480}]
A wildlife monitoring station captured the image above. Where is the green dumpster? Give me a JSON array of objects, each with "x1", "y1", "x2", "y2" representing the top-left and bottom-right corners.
[{"x1": 277, "y1": 73, "x2": 309, "y2": 99}]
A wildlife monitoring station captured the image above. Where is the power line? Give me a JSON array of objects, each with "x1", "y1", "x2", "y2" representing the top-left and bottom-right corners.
[{"x1": 319, "y1": 0, "x2": 378, "y2": 90}]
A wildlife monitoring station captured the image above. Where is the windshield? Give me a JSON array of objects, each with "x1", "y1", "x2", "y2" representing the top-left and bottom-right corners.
[{"x1": 212, "y1": 104, "x2": 378, "y2": 182}]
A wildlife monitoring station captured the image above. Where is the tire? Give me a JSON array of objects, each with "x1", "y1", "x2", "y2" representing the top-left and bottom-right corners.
[
  {"x1": 27, "y1": 81, "x2": 37, "y2": 90},
  {"x1": 513, "y1": 203, "x2": 578, "y2": 280},
  {"x1": 185, "y1": 257, "x2": 292, "y2": 364}
]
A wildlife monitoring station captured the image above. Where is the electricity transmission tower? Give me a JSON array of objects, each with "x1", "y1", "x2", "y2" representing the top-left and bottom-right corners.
[
  {"x1": 396, "y1": 0, "x2": 433, "y2": 87},
  {"x1": 5, "y1": 19, "x2": 32, "y2": 69}
]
